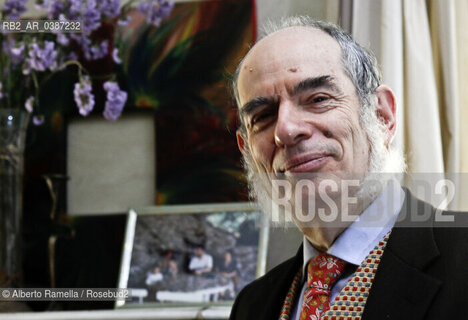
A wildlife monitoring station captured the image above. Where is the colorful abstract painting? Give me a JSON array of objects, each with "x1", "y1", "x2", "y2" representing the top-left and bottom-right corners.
[{"x1": 118, "y1": 0, "x2": 254, "y2": 204}]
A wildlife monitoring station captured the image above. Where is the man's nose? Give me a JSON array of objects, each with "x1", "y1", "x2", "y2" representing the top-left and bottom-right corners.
[{"x1": 274, "y1": 102, "x2": 312, "y2": 147}]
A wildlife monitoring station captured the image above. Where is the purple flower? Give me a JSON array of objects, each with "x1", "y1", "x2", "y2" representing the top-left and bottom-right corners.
[
  {"x1": 69, "y1": 33, "x2": 109, "y2": 60},
  {"x1": 3, "y1": 39, "x2": 25, "y2": 66},
  {"x1": 98, "y1": 0, "x2": 120, "y2": 18},
  {"x1": 69, "y1": 33, "x2": 90, "y2": 47},
  {"x1": 138, "y1": 0, "x2": 174, "y2": 27},
  {"x1": 82, "y1": 1, "x2": 101, "y2": 34},
  {"x1": 137, "y1": 2, "x2": 152, "y2": 16},
  {"x1": 24, "y1": 40, "x2": 58, "y2": 74},
  {"x1": 68, "y1": 0, "x2": 83, "y2": 20},
  {"x1": 0, "y1": 82, "x2": 3, "y2": 99},
  {"x1": 74, "y1": 75, "x2": 95, "y2": 116},
  {"x1": 47, "y1": 0, "x2": 65, "y2": 19},
  {"x1": 83, "y1": 40, "x2": 108, "y2": 60},
  {"x1": 25, "y1": 96, "x2": 34, "y2": 113},
  {"x1": 69, "y1": 34, "x2": 98, "y2": 60},
  {"x1": 33, "y1": 115, "x2": 45, "y2": 126},
  {"x1": 3, "y1": 0, "x2": 27, "y2": 19},
  {"x1": 103, "y1": 81, "x2": 127, "y2": 121},
  {"x1": 10, "y1": 43, "x2": 25, "y2": 65},
  {"x1": 112, "y1": 48, "x2": 121, "y2": 64},
  {"x1": 56, "y1": 32, "x2": 69, "y2": 46},
  {"x1": 117, "y1": 16, "x2": 131, "y2": 26},
  {"x1": 47, "y1": 0, "x2": 81, "y2": 20}
]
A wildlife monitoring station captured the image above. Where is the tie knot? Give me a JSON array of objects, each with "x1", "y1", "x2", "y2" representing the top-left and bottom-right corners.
[{"x1": 306, "y1": 253, "x2": 347, "y2": 291}]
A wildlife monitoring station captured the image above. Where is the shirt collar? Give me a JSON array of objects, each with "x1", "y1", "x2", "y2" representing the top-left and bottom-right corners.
[{"x1": 302, "y1": 179, "x2": 405, "y2": 278}]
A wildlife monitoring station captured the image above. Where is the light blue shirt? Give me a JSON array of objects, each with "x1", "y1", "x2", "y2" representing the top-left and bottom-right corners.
[{"x1": 291, "y1": 180, "x2": 405, "y2": 320}]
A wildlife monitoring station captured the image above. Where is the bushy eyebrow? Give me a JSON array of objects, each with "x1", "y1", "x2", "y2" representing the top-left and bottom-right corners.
[
  {"x1": 238, "y1": 75, "x2": 340, "y2": 123},
  {"x1": 291, "y1": 75, "x2": 341, "y2": 96},
  {"x1": 239, "y1": 96, "x2": 277, "y2": 120}
]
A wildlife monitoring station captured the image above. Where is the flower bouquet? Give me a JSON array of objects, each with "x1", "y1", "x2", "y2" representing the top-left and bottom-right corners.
[{"x1": 0, "y1": 0, "x2": 174, "y2": 123}]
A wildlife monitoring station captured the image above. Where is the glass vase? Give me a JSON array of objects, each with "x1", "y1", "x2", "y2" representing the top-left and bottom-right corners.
[{"x1": 0, "y1": 109, "x2": 29, "y2": 287}]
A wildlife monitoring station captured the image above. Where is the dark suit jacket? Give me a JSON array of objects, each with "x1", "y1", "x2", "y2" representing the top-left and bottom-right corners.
[{"x1": 230, "y1": 191, "x2": 468, "y2": 320}]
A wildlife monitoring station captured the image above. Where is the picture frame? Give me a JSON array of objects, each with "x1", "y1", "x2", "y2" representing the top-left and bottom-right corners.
[{"x1": 116, "y1": 202, "x2": 269, "y2": 308}]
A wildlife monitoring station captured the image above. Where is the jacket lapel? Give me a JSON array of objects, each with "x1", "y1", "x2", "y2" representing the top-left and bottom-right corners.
[
  {"x1": 260, "y1": 244, "x2": 303, "y2": 320},
  {"x1": 362, "y1": 191, "x2": 442, "y2": 320}
]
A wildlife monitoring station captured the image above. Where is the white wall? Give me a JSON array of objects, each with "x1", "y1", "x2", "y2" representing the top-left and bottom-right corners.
[{"x1": 256, "y1": 0, "x2": 339, "y2": 33}]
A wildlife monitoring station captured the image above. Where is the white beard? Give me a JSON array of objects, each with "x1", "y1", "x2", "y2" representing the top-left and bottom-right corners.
[{"x1": 242, "y1": 101, "x2": 406, "y2": 228}]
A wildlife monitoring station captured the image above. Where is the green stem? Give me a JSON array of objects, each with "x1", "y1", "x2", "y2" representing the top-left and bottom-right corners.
[
  {"x1": 90, "y1": 73, "x2": 116, "y2": 81},
  {"x1": 6, "y1": 49, "x2": 12, "y2": 109},
  {"x1": 0, "y1": 33, "x2": 4, "y2": 108},
  {"x1": 39, "y1": 59, "x2": 85, "y2": 88},
  {"x1": 59, "y1": 60, "x2": 86, "y2": 72},
  {"x1": 31, "y1": 70, "x2": 41, "y2": 111}
]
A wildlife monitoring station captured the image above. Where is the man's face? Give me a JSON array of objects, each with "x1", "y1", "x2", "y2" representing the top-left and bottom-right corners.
[{"x1": 237, "y1": 27, "x2": 370, "y2": 193}]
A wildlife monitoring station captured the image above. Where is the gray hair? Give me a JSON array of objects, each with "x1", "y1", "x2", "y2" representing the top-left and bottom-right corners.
[
  {"x1": 232, "y1": 16, "x2": 406, "y2": 223},
  {"x1": 232, "y1": 16, "x2": 382, "y2": 134}
]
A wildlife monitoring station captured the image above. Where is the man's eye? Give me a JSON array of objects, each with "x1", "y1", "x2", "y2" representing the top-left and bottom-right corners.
[
  {"x1": 308, "y1": 95, "x2": 329, "y2": 104},
  {"x1": 314, "y1": 96, "x2": 328, "y2": 103},
  {"x1": 252, "y1": 112, "x2": 272, "y2": 125}
]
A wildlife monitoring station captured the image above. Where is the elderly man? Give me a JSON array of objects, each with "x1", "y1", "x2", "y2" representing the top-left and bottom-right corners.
[{"x1": 229, "y1": 16, "x2": 467, "y2": 320}]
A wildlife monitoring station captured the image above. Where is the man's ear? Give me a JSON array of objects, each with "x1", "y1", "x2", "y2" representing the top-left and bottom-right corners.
[
  {"x1": 375, "y1": 85, "x2": 397, "y2": 147},
  {"x1": 236, "y1": 130, "x2": 247, "y2": 154}
]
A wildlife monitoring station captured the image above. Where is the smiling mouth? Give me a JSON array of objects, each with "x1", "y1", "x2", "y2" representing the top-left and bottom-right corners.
[{"x1": 281, "y1": 154, "x2": 332, "y2": 173}]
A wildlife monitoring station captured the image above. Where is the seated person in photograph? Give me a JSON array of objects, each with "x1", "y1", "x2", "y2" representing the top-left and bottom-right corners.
[
  {"x1": 217, "y1": 251, "x2": 238, "y2": 278},
  {"x1": 188, "y1": 246, "x2": 213, "y2": 275},
  {"x1": 161, "y1": 250, "x2": 179, "y2": 279},
  {"x1": 166, "y1": 259, "x2": 179, "y2": 279},
  {"x1": 217, "y1": 251, "x2": 239, "y2": 299},
  {"x1": 145, "y1": 265, "x2": 164, "y2": 286}
]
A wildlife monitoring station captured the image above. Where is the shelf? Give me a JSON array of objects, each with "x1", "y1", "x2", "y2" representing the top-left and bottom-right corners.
[{"x1": 0, "y1": 306, "x2": 231, "y2": 320}]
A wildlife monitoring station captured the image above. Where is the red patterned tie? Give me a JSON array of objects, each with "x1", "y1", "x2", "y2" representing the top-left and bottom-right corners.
[{"x1": 299, "y1": 253, "x2": 347, "y2": 320}]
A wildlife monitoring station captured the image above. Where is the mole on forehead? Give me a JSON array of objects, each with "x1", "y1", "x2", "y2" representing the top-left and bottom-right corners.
[
  {"x1": 239, "y1": 30, "x2": 341, "y2": 83},
  {"x1": 242, "y1": 64, "x2": 300, "y2": 73},
  {"x1": 241, "y1": 44, "x2": 337, "y2": 76}
]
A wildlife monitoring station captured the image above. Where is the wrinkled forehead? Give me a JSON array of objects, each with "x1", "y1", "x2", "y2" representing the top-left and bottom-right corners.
[{"x1": 237, "y1": 27, "x2": 344, "y2": 103}]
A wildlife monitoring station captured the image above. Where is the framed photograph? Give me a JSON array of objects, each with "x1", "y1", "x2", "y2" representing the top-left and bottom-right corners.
[{"x1": 116, "y1": 202, "x2": 268, "y2": 308}]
